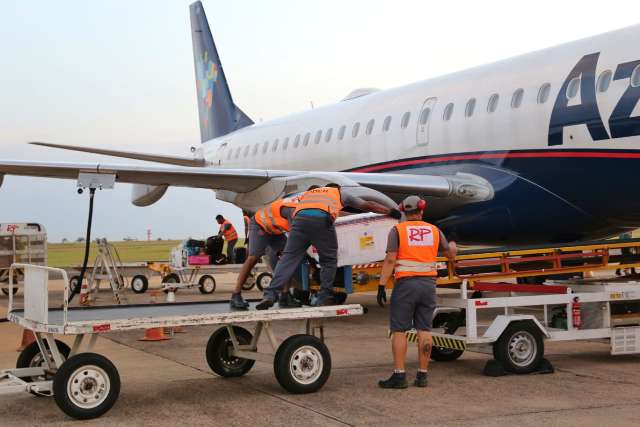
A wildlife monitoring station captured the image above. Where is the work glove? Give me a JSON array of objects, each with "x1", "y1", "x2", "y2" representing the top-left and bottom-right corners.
[
  {"x1": 377, "y1": 285, "x2": 387, "y2": 307},
  {"x1": 388, "y1": 208, "x2": 402, "y2": 220}
]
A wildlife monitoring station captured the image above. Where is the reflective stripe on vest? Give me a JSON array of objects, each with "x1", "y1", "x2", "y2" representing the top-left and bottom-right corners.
[
  {"x1": 293, "y1": 187, "x2": 343, "y2": 220},
  {"x1": 255, "y1": 198, "x2": 297, "y2": 235},
  {"x1": 221, "y1": 220, "x2": 238, "y2": 241},
  {"x1": 394, "y1": 221, "x2": 439, "y2": 279}
]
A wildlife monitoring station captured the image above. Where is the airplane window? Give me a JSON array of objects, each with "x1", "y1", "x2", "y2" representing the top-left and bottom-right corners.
[
  {"x1": 511, "y1": 88, "x2": 524, "y2": 109},
  {"x1": 443, "y1": 103, "x2": 454, "y2": 121},
  {"x1": 338, "y1": 125, "x2": 346, "y2": 140},
  {"x1": 352, "y1": 122, "x2": 360, "y2": 138},
  {"x1": 294, "y1": 134, "x2": 301, "y2": 148},
  {"x1": 597, "y1": 70, "x2": 612, "y2": 92},
  {"x1": 235, "y1": 147, "x2": 241, "y2": 159},
  {"x1": 465, "y1": 98, "x2": 476, "y2": 118},
  {"x1": 325, "y1": 128, "x2": 333, "y2": 142},
  {"x1": 243, "y1": 145, "x2": 250, "y2": 157},
  {"x1": 283, "y1": 137, "x2": 289, "y2": 150},
  {"x1": 227, "y1": 149, "x2": 233, "y2": 160},
  {"x1": 537, "y1": 83, "x2": 551, "y2": 104},
  {"x1": 566, "y1": 78, "x2": 580, "y2": 99},
  {"x1": 366, "y1": 119, "x2": 375, "y2": 135},
  {"x1": 252, "y1": 144, "x2": 259, "y2": 156},
  {"x1": 262, "y1": 141, "x2": 269, "y2": 154},
  {"x1": 487, "y1": 94, "x2": 499, "y2": 113},
  {"x1": 314, "y1": 130, "x2": 322, "y2": 144},
  {"x1": 303, "y1": 133, "x2": 310, "y2": 146},
  {"x1": 272, "y1": 139, "x2": 279, "y2": 152},
  {"x1": 632, "y1": 65, "x2": 640, "y2": 88},
  {"x1": 401, "y1": 112, "x2": 411, "y2": 128},
  {"x1": 419, "y1": 108, "x2": 431, "y2": 125},
  {"x1": 383, "y1": 116, "x2": 392, "y2": 131}
]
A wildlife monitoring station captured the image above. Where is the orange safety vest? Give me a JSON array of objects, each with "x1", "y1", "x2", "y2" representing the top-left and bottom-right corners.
[
  {"x1": 255, "y1": 197, "x2": 298, "y2": 235},
  {"x1": 220, "y1": 219, "x2": 238, "y2": 241},
  {"x1": 293, "y1": 187, "x2": 344, "y2": 220},
  {"x1": 394, "y1": 220, "x2": 440, "y2": 279}
]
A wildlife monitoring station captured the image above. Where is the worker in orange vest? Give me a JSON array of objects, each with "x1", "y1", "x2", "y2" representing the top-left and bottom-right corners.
[
  {"x1": 377, "y1": 196, "x2": 457, "y2": 389},
  {"x1": 230, "y1": 195, "x2": 302, "y2": 309},
  {"x1": 256, "y1": 183, "x2": 401, "y2": 310},
  {"x1": 216, "y1": 215, "x2": 238, "y2": 263}
]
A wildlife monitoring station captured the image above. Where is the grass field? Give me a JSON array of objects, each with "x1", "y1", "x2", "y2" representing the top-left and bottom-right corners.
[{"x1": 47, "y1": 240, "x2": 181, "y2": 267}]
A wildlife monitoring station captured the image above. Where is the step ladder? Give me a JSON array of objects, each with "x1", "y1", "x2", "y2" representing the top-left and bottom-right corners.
[{"x1": 79, "y1": 239, "x2": 128, "y2": 305}]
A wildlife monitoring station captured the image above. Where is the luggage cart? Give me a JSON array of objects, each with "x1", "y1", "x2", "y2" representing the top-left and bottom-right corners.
[
  {"x1": 0, "y1": 223, "x2": 47, "y2": 296},
  {"x1": 1, "y1": 264, "x2": 363, "y2": 420}
]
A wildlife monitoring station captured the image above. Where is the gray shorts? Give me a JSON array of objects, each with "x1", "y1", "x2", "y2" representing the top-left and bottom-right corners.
[
  {"x1": 390, "y1": 276, "x2": 436, "y2": 332},
  {"x1": 248, "y1": 219, "x2": 286, "y2": 259}
]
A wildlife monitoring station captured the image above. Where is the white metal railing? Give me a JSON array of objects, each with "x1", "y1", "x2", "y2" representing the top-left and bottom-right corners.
[{"x1": 9, "y1": 264, "x2": 70, "y2": 327}]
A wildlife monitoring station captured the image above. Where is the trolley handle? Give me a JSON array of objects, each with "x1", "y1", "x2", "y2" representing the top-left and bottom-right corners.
[{"x1": 9, "y1": 263, "x2": 71, "y2": 327}]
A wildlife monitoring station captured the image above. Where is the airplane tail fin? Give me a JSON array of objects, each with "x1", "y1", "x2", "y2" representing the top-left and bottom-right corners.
[{"x1": 190, "y1": 1, "x2": 253, "y2": 142}]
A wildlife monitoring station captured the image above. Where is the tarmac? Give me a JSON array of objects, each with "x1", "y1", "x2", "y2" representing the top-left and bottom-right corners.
[{"x1": 1, "y1": 274, "x2": 639, "y2": 426}]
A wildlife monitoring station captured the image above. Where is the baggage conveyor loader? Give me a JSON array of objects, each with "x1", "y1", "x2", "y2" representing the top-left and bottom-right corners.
[{"x1": 1, "y1": 264, "x2": 363, "y2": 420}]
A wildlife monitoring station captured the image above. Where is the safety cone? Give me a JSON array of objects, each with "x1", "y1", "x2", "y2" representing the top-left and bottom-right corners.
[
  {"x1": 139, "y1": 327, "x2": 171, "y2": 341},
  {"x1": 17, "y1": 329, "x2": 35, "y2": 351}
]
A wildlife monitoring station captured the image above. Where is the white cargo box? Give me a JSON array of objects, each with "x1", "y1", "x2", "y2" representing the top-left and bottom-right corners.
[{"x1": 333, "y1": 213, "x2": 398, "y2": 266}]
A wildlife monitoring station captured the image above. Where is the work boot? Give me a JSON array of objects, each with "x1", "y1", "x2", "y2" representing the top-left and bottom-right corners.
[
  {"x1": 314, "y1": 296, "x2": 336, "y2": 307},
  {"x1": 255, "y1": 298, "x2": 275, "y2": 310},
  {"x1": 279, "y1": 292, "x2": 303, "y2": 308},
  {"x1": 414, "y1": 371, "x2": 428, "y2": 387},
  {"x1": 230, "y1": 293, "x2": 249, "y2": 310},
  {"x1": 378, "y1": 372, "x2": 408, "y2": 389}
]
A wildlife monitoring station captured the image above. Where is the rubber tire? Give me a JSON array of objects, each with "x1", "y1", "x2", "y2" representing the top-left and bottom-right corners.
[
  {"x1": 333, "y1": 292, "x2": 347, "y2": 305},
  {"x1": 69, "y1": 276, "x2": 82, "y2": 294},
  {"x1": 53, "y1": 353, "x2": 120, "y2": 420},
  {"x1": 1, "y1": 287, "x2": 18, "y2": 296},
  {"x1": 162, "y1": 273, "x2": 180, "y2": 293},
  {"x1": 17, "y1": 339, "x2": 71, "y2": 394},
  {"x1": 198, "y1": 274, "x2": 216, "y2": 294},
  {"x1": 255, "y1": 272, "x2": 272, "y2": 292},
  {"x1": 494, "y1": 321, "x2": 544, "y2": 374},
  {"x1": 130, "y1": 275, "x2": 148, "y2": 294},
  {"x1": 206, "y1": 326, "x2": 255, "y2": 377},
  {"x1": 274, "y1": 334, "x2": 331, "y2": 394},
  {"x1": 430, "y1": 312, "x2": 465, "y2": 362}
]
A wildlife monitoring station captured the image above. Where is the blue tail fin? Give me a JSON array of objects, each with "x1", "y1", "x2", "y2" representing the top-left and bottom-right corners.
[{"x1": 190, "y1": 1, "x2": 253, "y2": 142}]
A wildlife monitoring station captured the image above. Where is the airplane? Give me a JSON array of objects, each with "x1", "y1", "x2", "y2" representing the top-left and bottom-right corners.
[{"x1": 1, "y1": 1, "x2": 640, "y2": 246}]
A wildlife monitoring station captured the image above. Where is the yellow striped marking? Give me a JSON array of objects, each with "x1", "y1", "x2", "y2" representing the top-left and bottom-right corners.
[{"x1": 388, "y1": 330, "x2": 466, "y2": 350}]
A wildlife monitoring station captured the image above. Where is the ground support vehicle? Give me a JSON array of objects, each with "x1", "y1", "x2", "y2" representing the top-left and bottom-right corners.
[
  {"x1": 423, "y1": 278, "x2": 640, "y2": 374},
  {"x1": 0, "y1": 223, "x2": 46, "y2": 296},
  {"x1": 0, "y1": 264, "x2": 361, "y2": 420}
]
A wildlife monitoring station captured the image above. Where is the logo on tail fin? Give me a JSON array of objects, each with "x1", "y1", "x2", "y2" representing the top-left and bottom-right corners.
[{"x1": 195, "y1": 50, "x2": 219, "y2": 131}]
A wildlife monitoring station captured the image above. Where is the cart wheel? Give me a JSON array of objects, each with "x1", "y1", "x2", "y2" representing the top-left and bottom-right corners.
[
  {"x1": 255, "y1": 272, "x2": 272, "y2": 291},
  {"x1": 494, "y1": 321, "x2": 544, "y2": 374},
  {"x1": 69, "y1": 276, "x2": 82, "y2": 294},
  {"x1": 241, "y1": 273, "x2": 255, "y2": 291},
  {"x1": 332, "y1": 291, "x2": 347, "y2": 305},
  {"x1": 274, "y1": 334, "x2": 331, "y2": 394},
  {"x1": 130, "y1": 275, "x2": 149, "y2": 294},
  {"x1": 1, "y1": 287, "x2": 18, "y2": 296},
  {"x1": 17, "y1": 339, "x2": 71, "y2": 393},
  {"x1": 206, "y1": 326, "x2": 255, "y2": 377},
  {"x1": 198, "y1": 275, "x2": 216, "y2": 294},
  {"x1": 162, "y1": 273, "x2": 180, "y2": 293},
  {"x1": 430, "y1": 312, "x2": 465, "y2": 362},
  {"x1": 53, "y1": 353, "x2": 120, "y2": 420}
]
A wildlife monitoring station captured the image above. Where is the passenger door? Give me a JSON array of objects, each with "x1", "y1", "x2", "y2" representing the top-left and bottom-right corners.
[{"x1": 416, "y1": 97, "x2": 437, "y2": 146}]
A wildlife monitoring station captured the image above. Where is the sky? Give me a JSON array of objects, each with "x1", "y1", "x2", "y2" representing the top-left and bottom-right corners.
[{"x1": 0, "y1": 0, "x2": 637, "y2": 242}]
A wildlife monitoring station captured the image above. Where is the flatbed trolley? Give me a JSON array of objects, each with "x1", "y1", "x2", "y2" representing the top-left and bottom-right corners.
[{"x1": 1, "y1": 264, "x2": 363, "y2": 420}]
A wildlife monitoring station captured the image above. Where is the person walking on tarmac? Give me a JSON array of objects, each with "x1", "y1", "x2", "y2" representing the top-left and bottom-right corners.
[
  {"x1": 256, "y1": 184, "x2": 402, "y2": 310},
  {"x1": 216, "y1": 214, "x2": 238, "y2": 264},
  {"x1": 230, "y1": 196, "x2": 302, "y2": 310},
  {"x1": 377, "y1": 196, "x2": 457, "y2": 389}
]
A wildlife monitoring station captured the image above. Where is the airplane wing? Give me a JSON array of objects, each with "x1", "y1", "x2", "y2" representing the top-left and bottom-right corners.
[{"x1": 0, "y1": 160, "x2": 494, "y2": 212}]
